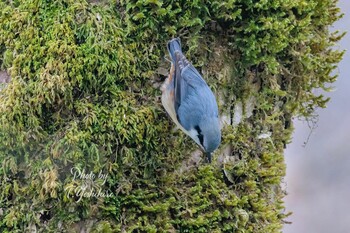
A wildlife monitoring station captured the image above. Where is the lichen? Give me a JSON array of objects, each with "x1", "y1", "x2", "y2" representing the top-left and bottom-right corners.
[{"x1": 0, "y1": 0, "x2": 344, "y2": 232}]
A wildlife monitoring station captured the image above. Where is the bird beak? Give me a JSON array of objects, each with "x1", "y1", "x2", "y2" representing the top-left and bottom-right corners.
[{"x1": 205, "y1": 152, "x2": 212, "y2": 163}]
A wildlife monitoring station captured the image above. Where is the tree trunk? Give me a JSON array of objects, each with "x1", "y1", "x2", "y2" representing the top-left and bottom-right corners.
[{"x1": 0, "y1": 0, "x2": 344, "y2": 232}]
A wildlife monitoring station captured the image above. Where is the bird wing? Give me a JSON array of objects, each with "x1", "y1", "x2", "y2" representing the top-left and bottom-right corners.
[{"x1": 174, "y1": 52, "x2": 207, "y2": 116}]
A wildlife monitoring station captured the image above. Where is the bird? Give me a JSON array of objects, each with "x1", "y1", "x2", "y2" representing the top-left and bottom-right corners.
[{"x1": 161, "y1": 38, "x2": 221, "y2": 163}]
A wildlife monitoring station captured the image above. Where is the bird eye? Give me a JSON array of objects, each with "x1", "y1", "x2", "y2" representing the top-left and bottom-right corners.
[
  {"x1": 194, "y1": 125, "x2": 204, "y2": 146},
  {"x1": 197, "y1": 134, "x2": 204, "y2": 146}
]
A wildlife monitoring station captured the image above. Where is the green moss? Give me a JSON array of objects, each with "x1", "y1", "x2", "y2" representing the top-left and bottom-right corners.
[{"x1": 0, "y1": 0, "x2": 344, "y2": 232}]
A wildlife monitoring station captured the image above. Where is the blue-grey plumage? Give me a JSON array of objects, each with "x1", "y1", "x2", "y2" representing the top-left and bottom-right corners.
[{"x1": 162, "y1": 38, "x2": 221, "y2": 163}]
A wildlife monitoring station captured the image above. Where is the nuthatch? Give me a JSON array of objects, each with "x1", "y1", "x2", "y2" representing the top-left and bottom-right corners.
[{"x1": 161, "y1": 38, "x2": 221, "y2": 163}]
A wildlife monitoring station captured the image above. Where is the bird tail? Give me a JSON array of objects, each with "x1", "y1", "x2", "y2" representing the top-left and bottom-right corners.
[{"x1": 167, "y1": 38, "x2": 182, "y2": 62}]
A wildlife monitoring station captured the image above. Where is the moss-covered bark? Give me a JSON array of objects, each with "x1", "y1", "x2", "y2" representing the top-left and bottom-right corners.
[{"x1": 0, "y1": 0, "x2": 344, "y2": 232}]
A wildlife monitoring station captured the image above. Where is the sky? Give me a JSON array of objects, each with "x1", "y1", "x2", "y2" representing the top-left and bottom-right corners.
[{"x1": 283, "y1": 1, "x2": 350, "y2": 232}]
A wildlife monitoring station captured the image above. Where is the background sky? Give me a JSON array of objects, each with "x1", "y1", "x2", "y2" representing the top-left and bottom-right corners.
[{"x1": 283, "y1": 1, "x2": 350, "y2": 232}]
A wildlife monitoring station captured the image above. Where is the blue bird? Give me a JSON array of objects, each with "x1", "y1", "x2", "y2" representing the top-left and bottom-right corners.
[{"x1": 161, "y1": 38, "x2": 221, "y2": 163}]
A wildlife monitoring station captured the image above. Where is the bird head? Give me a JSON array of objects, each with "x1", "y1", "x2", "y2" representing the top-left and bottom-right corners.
[{"x1": 191, "y1": 116, "x2": 221, "y2": 163}]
